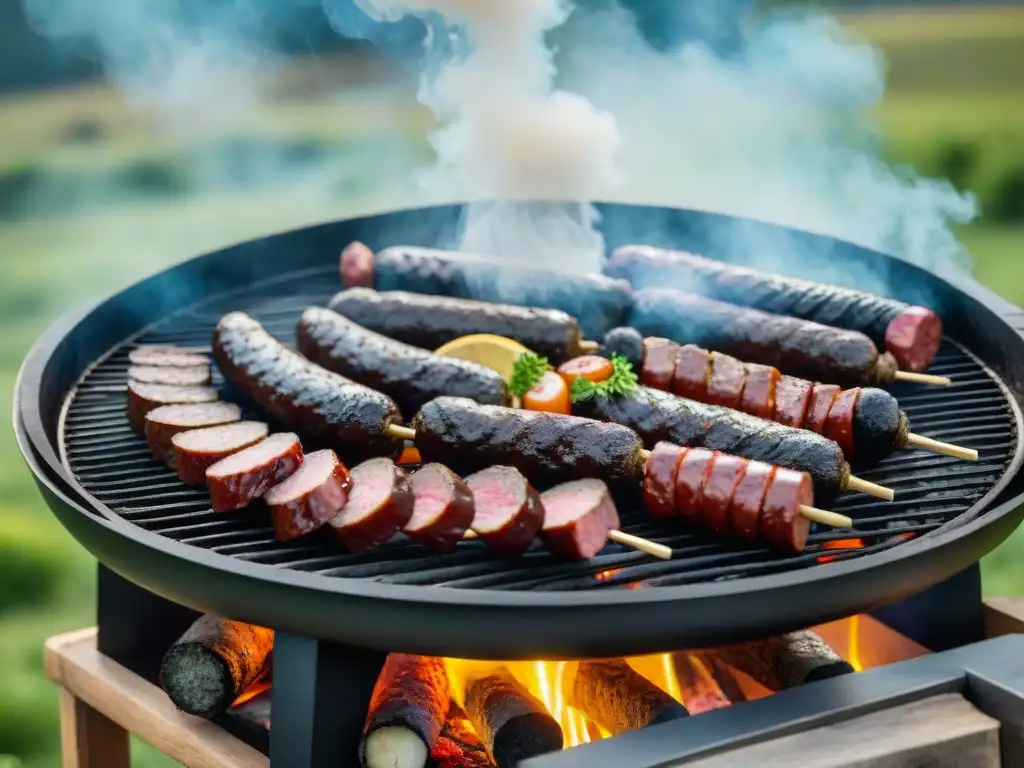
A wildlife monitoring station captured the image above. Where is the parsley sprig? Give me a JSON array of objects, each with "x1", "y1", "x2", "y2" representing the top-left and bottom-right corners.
[
  {"x1": 508, "y1": 352, "x2": 549, "y2": 397},
  {"x1": 569, "y1": 354, "x2": 639, "y2": 403}
]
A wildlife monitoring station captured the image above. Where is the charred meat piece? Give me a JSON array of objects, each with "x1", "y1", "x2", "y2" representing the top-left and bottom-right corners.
[
  {"x1": 773, "y1": 375, "x2": 813, "y2": 428},
  {"x1": 759, "y1": 468, "x2": 814, "y2": 552},
  {"x1": 600, "y1": 326, "x2": 645, "y2": 370},
  {"x1": 574, "y1": 386, "x2": 848, "y2": 503},
  {"x1": 212, "y1": 312, "x2": 403, "y2": 464},
  {"x1": 144, "y1": 401, "x2": 242, "y2": 462},
  {"x1": 569, "y1": 660, "x2": 688, "y2": 736},
  {"x1": 407, "y1": 463, "x2": 476, "y2": 552},
  {"x1": 539, "y1": 479, "x2": 620, "y2": 560},
  {"x1": 366, "y1": 245, "x2": 633, "y2": 339},
  {"x1": 672, "y1": 344, "x2": 712, "y2": 401},
  {"x1": 328, "y1": 288, "x2": 588, "y2": 363},
  {"x1": 739, "y1": 363, "x2": 780, "y2": 420},
  {"x1": 172, "y1": 421, "x2": 269, "y2": 486},
  {"x1": 701, "y1": 453, "x2": 748, "y2": 536},
  {"x1": 330, "y1": 458, "x2": 415, "y2": 552},
  {"x1": 360, "y1": 654, "x2": 451, "y2": 768},
  {"x1": 805, "y1": 384, "x2": 841, "y2": 434},
  {"x1": 640, "y1": 337, "x2": 679, "y2": 391},
  {"x1": 297, "y1": 306, "x2": 510, "y2": 415},
  {"x1": 674, "y1": 448, "x2": 716, "y2": 526},
  {"x1": 464, "y1": 466, "x2": 544, "y2": 557},
  {"x1": 627, "y1": 287, "x2": 898, "y2": 387},
  {"x1": 159, "y1": 614, "x2": 273, "y2": 719},
  {"x1": 824, "y1": 388, "x2": 861, "y2": 459},
  {"x1": 126, "y1": 382, "x2": 218, "y2": 434},
  {"x1": 264, "y1": 449, "x2": 352, "y2": 541},
  {"x1": 727, "y1": 462, "x2": 776, "y2": 541},
  {"x1": 205, "y1": 432, "x2": 303, "y2": 512},
  {"x1": 642, "y1": 441, "x2": 687, "y2": 519},
  {"x1": 706, "y1": 352, "x2": 746, "y2": 409},
  {"x1": 605, "y1": 245, "x2": 943, "y2": 372},
  {"x1": 854, "y1": 387, "x2": 909, "y2": 458},
  {"x1": 129, "y1": 365, "x2": 211, "y2": 387},
  {"x1": 128, "y1": 347, "x2": 210, "y2": 368},
  {"x1": 412, "y1": 398, "x2": 648, "y2": 489}
]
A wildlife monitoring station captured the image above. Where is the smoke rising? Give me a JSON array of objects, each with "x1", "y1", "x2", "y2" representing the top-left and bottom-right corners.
[{"x1": 23, "y1": 0, "x2": 978, "y2": 294}]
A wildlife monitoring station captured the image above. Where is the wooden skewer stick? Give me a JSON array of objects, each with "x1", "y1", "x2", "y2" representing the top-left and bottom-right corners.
[
  {"x1": 894, "y1": 371, "x2": 952, "y2": 386},
  {"x1": 462, "y1": 528, "x2": 672, "y2": 560},
  {"x1": 799, "y1": 507, "x2": 853, "y2": 529},
  {"x1": 387, "y1": 424, "x2": 417, "y2": 441},
  {"x1": 844, "y1": 475, "x2": 895, "y2": 501},
  {"x1": 906, "y1": 433, "x2": 979, "y2": 462}
]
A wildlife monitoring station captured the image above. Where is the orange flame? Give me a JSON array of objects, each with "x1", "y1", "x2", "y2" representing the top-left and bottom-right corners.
[
  {"x1": 818, "y1": 538, "x2": 865, "y2": 564},
  {"x1": 231, "y1": 679, "x2": 271, "y2": 707}
]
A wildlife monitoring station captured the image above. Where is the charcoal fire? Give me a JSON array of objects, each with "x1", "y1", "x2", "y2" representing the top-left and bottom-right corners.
[
  {"x1": 671, "y1": 655, "x2": 732, "y2": 714},
  {"x1": 567, "y1": 659, "x2": 688, "y2": 735},
  {"x1": 706, "y1": 629, "x2": 856, "y2": 691},
  {"x1": 361, "y1": 654, "x2": 452, "y2": 768},
  {"x1": 462, "y1": 666, "x2": 564, "y2": 768},
  {"x1": 159, "y1": 614, "x2": 273, "y2": 719}
]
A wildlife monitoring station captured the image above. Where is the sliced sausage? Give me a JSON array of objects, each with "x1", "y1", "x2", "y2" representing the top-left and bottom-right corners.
[
  {"x1": 805, "y1": 384, "x2": 841, "y2": 435},
  {"x1": 126, "y1": 382, "x2": 219, "y2": 434},
  {"x1": 128, "y1": 347, "x2": 210, "y2": 368},
  {"x1": 642, "y1": 442, "x2": 688, "y2": 520},
  {"x1": 728, "y1": 462, "x2": 776, "y2": 541},
  {"x1": 773, "y1": 376, "x2": 814, "y2": 429},
  {"x1": 739, "y1": 364, "x2": 780, "y2": 420},
  {"x1": 330, "y1": 458, "x2": 415, "y2": 552},
  {"x1": 706, "y1": 353, "x2": 746, "y2": 410},
  {"x1": 407, "y1": 463, "x2": 475, "y2": 552},
  {"x1": 129, "y1": 365, "x2": 212, "y2": 387},
  {"x1": 824, "y1": 388, "x2": 862, "y2": 458},
  {"x1": 264, "y1": 449, "x2": 352, "y2": 541},
  {"x1": 539, "y1": 479, "x2": 620, "y2": 560},
  {"x1": 206, "y1": 433, "x2": 303, "y2": 512},
  {"x1": 144, "y1": 402, "x2": 242, "y2": 463},
  {"x1": 674, "y1": 448, "x2": 716, "y2": 526},
  {"x1": 173, "y1": 421, "x2": 270, "y2": 486},
  {"x1": 885, "y1": 307, "x2": 943, "y2": 373},
  {"x1": 340, "y1": 241, "x2": 375, "y2": 288},
  {"x1": 701, "y1": 455, "x2": 748, "y2": 536},
  {"x1": 759, "y1": 468, "x2": 814, "y2": 552},
  {"x1": 672, "y1": 345, "x2": 712, "y2": 401},
  {"x1": 464, "y1": 466, "x2": 544, "y2": 557},
  {"x1": 641, "y1": 338, "x2": 680, "y2": 391}
]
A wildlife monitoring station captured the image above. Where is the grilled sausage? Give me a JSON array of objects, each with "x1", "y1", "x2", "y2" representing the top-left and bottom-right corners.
[
  {"x1": 129, "y1": 365, "x2": 212, "y2": 387},
  {"x1": 574, "y1": 386, "x2": 848, "y2": 503},
  {"x1": 464, "y1": 466, "x2": 544, "y2": 557},
  {"x1": 144, "y1": 401, "x2": 242, "y2": 462},
  {"x1": 774, "y1": 375, "x2": 813, "y2": 428},
  {"x1": 706, "y1": 353, "x2": 746, "y2": 409},
  {"x1": 605, "y1": 246, "x2": 943, "y2": 372},
  {"x1": 805, "y1": 384, "x2": 841, "y2": 434},
  {"x1": 355, "y1": 244, "x2": 633, "y2": 339},
  {"x1": 128, "y1": 347, "x2": 210, "y2": 368},
  {"x1": 740, "y1": 364, "x2": 780, "y2": 420},
  {"x1": 672, "y1": 344, "x2": 711, "y2": 401},
  {"x1": 674, "y1": 448, "x2": 716, "y2": 526},
  {"x1": 297, "y1": 306, "x2": 510, "y2": 415},
  {"x1": 126, "y1": 382, "x2": 219, "y2": 434},
  {"x1": 412, "y1": 398, "x2": 648, "y2": 489},
  {"x1": 642, "y1": 441, "x2": 686, "y2": 519},
  {"x1": 408, "y1": 463, "x2": 476, "y2": 552},
  {"x1": 172, "y1": 421, "x2": 270, "y2": 486},
  {"x1": 824, "y1": 388, "x2": 861, "y2": 458},
  {"x1": 211, "y1": 312, "x2": 403, "y2": 464},
  {"x1": 205, "y1": 432, "x2": 303, "y2": 512},
  {"x1": 539, "y1": 479, "x2": 620, "y2": 560},
  {"x1": 330, "y1": 458, "x2": 415, "y2": 552},
  {"x1": 701, "y1": 454, "x2": 748, "y2": 536},
  {"x1": 640, "y1": 337, "x2": 679, "y2": 390},
  {"x1": 264, "y1": 449, "x2": 352, "y2": 541},
  {"x1": 628, "y1": 287, "x2": 899, "y2": 387},
  {"x1": 599, "y1": 326, "x2": 644, "y2": 369},
  {"x1": 728, "y1": 462, "x2": 776, "y2": 541},
  {"x1": 854, "y1": 387, "x2": 910, "y2": 458},
  {"x1": 759, "y1": 468, "x2": 813, "y2": 552},
  {"x1": 327, "y1": 288, "x2": 588, "y2": 363}
]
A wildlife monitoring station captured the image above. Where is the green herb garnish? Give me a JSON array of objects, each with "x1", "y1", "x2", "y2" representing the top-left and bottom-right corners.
[
  {"x1": 570, "y1": 354, "x2": 639, "y2": 403},
  {"x1": 508, "y1": 352, "x2": 550, "y2": 397}
]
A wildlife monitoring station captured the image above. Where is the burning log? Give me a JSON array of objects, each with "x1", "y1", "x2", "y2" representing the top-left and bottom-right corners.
[
  {"x1": 691, "y1": 653, "x2": 748, "y2": 704},
  {"x1": 568, "y1": 660, "x2": 688, "y2": 735},
  {"x1": 464, "y1": 666, "x2": 563, "y2": 768},
  {"x1": 671, "y1": 655, "x2": 732, "y2": 714},
  {"x1": 360, "y1": 655, "x2": 451, "y2": 768},
  {"x1": 708, "y1": 629, "x2": 855, "y2": 691},
  {"x1": 159, "y1": 614, "x2": 273, "y2": 719},
  {"x1": 432, "y1": 703, "x2": 496, "y2": 768}
]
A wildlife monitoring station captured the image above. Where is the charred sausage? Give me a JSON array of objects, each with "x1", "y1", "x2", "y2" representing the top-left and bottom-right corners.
[
  {"x1": 464, "y1": 466, "x2": 544, "y2": 557},
  {"x1": 264, "y1": 449, "x2": 352, "y2": 541},
  {"x1": 539, "y1": 479, "x2": 620, "y2": 560},
  {"x1": 412, "y1": 398, "x2": 648, "y2": 489},
  {"x1": 296, "y1": 306, "x2": 510, "y2": 415},
  {"x1": 350, "y1": 244, "x2": 633, "y2": 339},
  {"x1": 627, "y1": 287, "x2": 898, "y2": 387},
  {"x1": 605, "y1": 246, "x2": 943, "y2": 372},
  {"x1": 172, "y1": 421, "x2": 270, "y2": 486},
  {"x1": 407, "y1": 463, "x2": 476, "y2": 552},
  {"x1": 327, "y1": 288, "x2": 588, "y2": 363},
  {"x1": 205, "y1": 432, "x2": 303, "y2": 512},
  {"x1": 211, "y1": 312, "x2": 403, "y2": 464},
  {"x1": 330, "y1": 458, "x2": 415, "y2": 552}
]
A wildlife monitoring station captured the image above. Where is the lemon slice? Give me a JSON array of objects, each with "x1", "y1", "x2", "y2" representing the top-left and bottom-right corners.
[{"x1": 434, "y1": 334, "x2": 532, "y2": 381}]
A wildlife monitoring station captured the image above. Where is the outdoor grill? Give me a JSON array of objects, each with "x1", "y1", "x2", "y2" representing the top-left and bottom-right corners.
[{"x1": 15, "y1": 201, "x2": 1024, "y2": 767}]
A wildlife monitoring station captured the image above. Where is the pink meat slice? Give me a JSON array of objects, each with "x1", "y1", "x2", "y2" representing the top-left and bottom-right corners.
[
  {"x1": 126, "y1": 382, "x2": 219, "y2": 434},
  {"x1": 539, "y1": 479, "x2": 620, "y2": 560},
  {"x1": 144, "y1": 402, "x2": 242, "y2": 463},
  {"x1": 128, "y1": 347, "x2": 210, "y2": 368},
  {"x1": 129, "y1": 365, "x2": 212, "y2": 387},
  {"x1": 172, "y1": 421, "x2": 269, "y2": 486},
  {"x1": 265, "y1": 450, "x2": 352, "y2": 541},
  {"x1": 205, "y1": 433, "x2": 302, "y2": 512},
  {"x1": 464, "y1": 466, "x2": 544, "y2": 557},
  {"x1": 407, "y1": 463, "x2": 475, "y2": 552},
  {"x1": 330, "y1": 458, "x2": 414, "y2": 552}
]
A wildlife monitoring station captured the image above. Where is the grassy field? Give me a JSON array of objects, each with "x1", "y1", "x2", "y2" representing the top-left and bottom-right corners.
[{"x1": 0, "y1": 4, "x2": 1023, "y2": 765}]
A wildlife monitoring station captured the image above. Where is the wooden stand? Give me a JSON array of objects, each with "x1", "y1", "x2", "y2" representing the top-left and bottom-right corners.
[{"x1": 45, "y1": 599, "x2": 1024, "y2": 768}]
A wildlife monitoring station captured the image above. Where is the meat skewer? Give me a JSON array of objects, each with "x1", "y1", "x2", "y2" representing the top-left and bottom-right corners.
[
  {"x1": 327, "y1": 287, "x2": 599, "y2": 363},
  {"x1": 613, "y1": 334, "x2": 977, "y2": 462},
  {"x1": 626, "y1": 287, "x2": 950, "y2": 387},
  {"x1": 296, "y1": 306, "x2": 511, "y2": 414},
  {"x1": 605, "y1": 245, "x2": 945, "y2": 373},
  {"x1": 159, "y1": 614, "x2": 273, "y2": 719},
  {"x1": 568, "y1": 660, "x2": 689, "y2": 734},
  {"x1": 340, "y1": 242, "x2": 633, "y2": 339},
  {"x1": 360, "y1": 654, "x2": 451, "y2": 768}
]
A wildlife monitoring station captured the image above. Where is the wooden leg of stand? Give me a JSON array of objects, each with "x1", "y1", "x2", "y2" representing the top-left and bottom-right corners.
[{"x1": 60, "y1": 689, "x2": 130, "y2": 768}]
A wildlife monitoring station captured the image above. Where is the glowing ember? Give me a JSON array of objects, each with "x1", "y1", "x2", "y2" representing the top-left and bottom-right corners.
[
  {"x1": 818, "y1": 538, "x2": 865, "y2": 564},
  {"x1": 231, "y1": 679, "x2": 271, "y2": 707}
]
